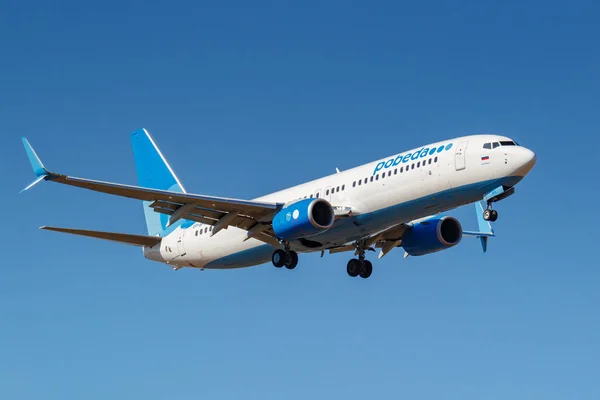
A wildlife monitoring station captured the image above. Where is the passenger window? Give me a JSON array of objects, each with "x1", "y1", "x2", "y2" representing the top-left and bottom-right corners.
[
  {"x1": 417, "y1": 162, "x2": 420, "y2": 168},
  {"x1": 434, "y1": 156, "x2": 438, "y2": 162},
  {"x1": 309, "y1": 194, "x2": 313, "y2": 198},
  {"x1": 195, "y1": 231, "x2": 198, "y2": 236},
  {"x1": 381, "y1": 173, "x2": 385, "y2": 179},
  {"x1": 394, "y1": 169, "x2": 398, "y2": 175},
  {"x1": 483, "y1": 143, "x2": 491, "y2": 150},
  {"x1": 411, "y1": 164, "x2": 415, "y2": 170},
  {"x1": 358, "y1": 180, "x2": 362, "y2": 186},
  {"x1": 400, "y1": 167, "x2": 403, "y2": 173},
  {"x1": 326, "y1": 189, "x2": 329, "y2": 195},
  {"x1": 388, "y1": 171, "x2": 391, "y2": 177},
  {"x1": 370, "y1": 176, "x2": 374, "y2": 182},
  {"x1": 428, "y1": 158, "x2": 432, "y2": 165},
  {"x1": 353, "y1": 181, "x2": 356, "y2": 187},
  {"x1": 376, "y1": 175, "x2": 379, "y2": 180},
  {"x1": 492, "y1": 142, "x2": 500, "y2": 149},
  {"x1": 342, "y1": 185, "x2": 345, "y2": 191},
  {"x1": 316, "y1": 193, "x2": 320, "y2": 198},
  {"x1": 205, "y1": 227, "x2": 208, "y2": 233}
]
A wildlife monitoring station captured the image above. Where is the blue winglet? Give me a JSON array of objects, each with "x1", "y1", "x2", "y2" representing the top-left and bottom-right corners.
[
  {"x1": 21, "y1": 137, "x2": 50, "y2": 192},
  {"x1": 22, "y1": 137, "x2": 48, "y2": 177}
]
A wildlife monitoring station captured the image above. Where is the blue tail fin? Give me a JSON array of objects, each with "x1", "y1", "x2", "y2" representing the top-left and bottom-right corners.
[{"x1": 130, "y1": 129, "x2": 186, "y2": 236}]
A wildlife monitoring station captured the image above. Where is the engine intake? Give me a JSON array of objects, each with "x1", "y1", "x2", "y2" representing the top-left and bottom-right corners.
[
  {"x1": 272, "y1": 198, "x2": 335, "y2": 240},
  {"x1": 402, "y1": 216, "x2": 463, "y2": 256}
]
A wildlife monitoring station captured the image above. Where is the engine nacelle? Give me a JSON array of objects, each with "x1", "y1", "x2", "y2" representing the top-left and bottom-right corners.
[
  {"x1": 272, "y1": 198, "x2": 335, "y2": 240},
  {"x1": 402, "y1": 216, "x2": 463, "y2": 256}
]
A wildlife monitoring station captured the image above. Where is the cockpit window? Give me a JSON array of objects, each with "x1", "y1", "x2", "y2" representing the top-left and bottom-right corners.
[
  {"x1": 500, "y1": 140, "x2": 516, "y2": 146},
  {"x1": 492, "y1": 142, "x2": 500, "y2": 149},
  {"x1": 483, "y1": 143, "x2": 491, "y2": 149}
]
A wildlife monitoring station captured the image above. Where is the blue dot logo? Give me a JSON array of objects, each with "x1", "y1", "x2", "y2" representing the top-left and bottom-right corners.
[
  {"x1": 429, "y1": 148, "x2": 436, "y2": 156},
  {"x1": 437, "y1": 145, "x2": 444, "y2": 153},
  {"x1": 445, "y1": 143, "x2": 453, "y2": 151}
]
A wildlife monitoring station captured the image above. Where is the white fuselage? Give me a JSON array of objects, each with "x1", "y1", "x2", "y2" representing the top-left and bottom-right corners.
[{"x1": 143, "y1": 134, "x2": 536, "y2": 269}]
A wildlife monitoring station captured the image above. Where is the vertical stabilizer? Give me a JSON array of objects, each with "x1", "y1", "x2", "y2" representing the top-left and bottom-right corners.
[{"x1": 130, "y1": 129, "x2": 186, "y2": 236}]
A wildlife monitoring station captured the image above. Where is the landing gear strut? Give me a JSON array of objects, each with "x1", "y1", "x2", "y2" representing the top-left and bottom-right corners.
[{"x1": 272, "y1": 248, "x2": 298, "y2": 270}]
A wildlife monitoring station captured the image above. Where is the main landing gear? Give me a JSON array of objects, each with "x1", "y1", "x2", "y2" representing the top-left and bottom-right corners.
[
  {"x1": 346, "y1": 241, "x2": 373, "y2": 279},
  {"x1": 347, "y1": 258, "x2": 372, "y2": 279},
  {"x1": 272, "y1": 248, "x2": 298, "y2": 270}
]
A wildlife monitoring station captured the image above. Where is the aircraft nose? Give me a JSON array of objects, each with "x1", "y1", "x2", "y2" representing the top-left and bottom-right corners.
[{"x1": 514, "y1": 147, "x2": 536, "y2": 176}]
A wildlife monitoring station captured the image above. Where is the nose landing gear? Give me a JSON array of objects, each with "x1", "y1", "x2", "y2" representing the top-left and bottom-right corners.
[{"x1": 482, "y1": 208, "x2": 498, "y2": 222}]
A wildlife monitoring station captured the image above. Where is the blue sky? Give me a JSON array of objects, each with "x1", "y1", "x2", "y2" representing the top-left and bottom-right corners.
[{"x1": 1, "y1": 0, "x2": 599, "y2": 398}]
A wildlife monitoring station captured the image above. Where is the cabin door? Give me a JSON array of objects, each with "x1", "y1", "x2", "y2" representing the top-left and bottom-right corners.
[{"x1": 454, "y1": 141, "x2": 468, "y2": 171}]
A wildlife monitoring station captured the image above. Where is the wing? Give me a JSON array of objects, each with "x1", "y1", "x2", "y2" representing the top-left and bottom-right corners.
[{"x1": 21, "y1": 137, "x2": 284, "y2": 245}]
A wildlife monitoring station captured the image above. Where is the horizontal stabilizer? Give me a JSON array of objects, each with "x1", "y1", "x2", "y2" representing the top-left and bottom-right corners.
[{"x1": 41, "y1": 226, "x2": 162, "y2": 247}]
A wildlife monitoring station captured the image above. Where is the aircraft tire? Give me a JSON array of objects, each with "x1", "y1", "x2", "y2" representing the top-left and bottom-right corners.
[
  {"x1": 347, "y1": 259, "x2": 361, "y2": 277},
  {"x1": 285, "y1": 251, "x2": 298, "y2": 269},
  {"x1": 490, "y1": 210, "x2": 498, "y2": 222},
  {"x1": 272, "y1": 249, "x2": 286, "y2": 268},
  {"x1": 359, "y1": 260, "x2": 373, "y2": 279},
  {"x1": 483, "y1": 209, "x2": 491, "y2": 221}
]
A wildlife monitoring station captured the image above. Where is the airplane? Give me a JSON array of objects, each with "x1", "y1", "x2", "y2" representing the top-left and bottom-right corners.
[{"x1": 21, "y1": 129, "x2": 536, "y2": 279}]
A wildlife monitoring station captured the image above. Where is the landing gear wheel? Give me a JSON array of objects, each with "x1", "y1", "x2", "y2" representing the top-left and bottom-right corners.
[
  {"x1": 272, "y1": 249, "x2": 286, "y2": 268},
  {"x1": 347, "y1": 259, "x2": 361, "y2": 277},
  {"x1": 359, "y1": 260, "x2": 373, "y2": 279},
  {"x1": 284, "y1": 251, "x2": 298, "y2": 270},
  {"x1": 490, "y1": 209, "x2": 498, "y2": 222},
  {"x1": 483, "y1": 209, "x2": 492, "y2": 221}
]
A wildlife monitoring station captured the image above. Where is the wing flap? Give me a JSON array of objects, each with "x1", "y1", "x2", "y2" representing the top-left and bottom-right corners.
[{"x1": 41, "y1": 226, "x2": 162, "y2": 247}]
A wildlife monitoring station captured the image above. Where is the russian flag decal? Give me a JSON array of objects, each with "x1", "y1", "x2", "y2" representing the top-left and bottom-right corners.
[{"x1": 481, "y1": 156, "x2": 489, "y2": 161}]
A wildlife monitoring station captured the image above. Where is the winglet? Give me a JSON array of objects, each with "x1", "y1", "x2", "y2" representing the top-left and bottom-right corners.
[
  {"x1": 21, "y1": 137, "x2": 50, "y2": 192},
  {"x1": 22, "y1": 137, "x2": 48, "y2": 177}
]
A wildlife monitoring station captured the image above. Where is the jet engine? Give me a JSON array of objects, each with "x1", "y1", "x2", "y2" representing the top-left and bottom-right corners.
[
  {"x1": 402, "y1": 216, "x2": 463, "y2": 256},
  {"x1": 272, "y1": 198, "x2": 335, "y2": 240}
]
